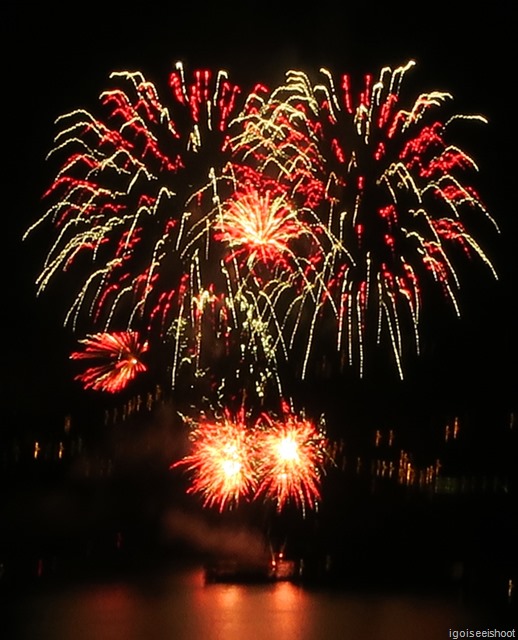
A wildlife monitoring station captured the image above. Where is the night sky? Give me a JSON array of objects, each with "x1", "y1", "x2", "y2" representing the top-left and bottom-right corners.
[{"x1": 3, "y1": 2, "x2": 516, "y2": 433}]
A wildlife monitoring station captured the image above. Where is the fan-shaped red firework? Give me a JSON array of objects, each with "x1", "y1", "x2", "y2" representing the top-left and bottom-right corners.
[
  {"x1": 70, "y1": 331, "x2": 148, "y2": 393},
  {"x1": 171, "y1": 411, "x2": 257, "y2": 512},
  {"x1": 254, "y1": 407, "x2": 327, "y2": 514},
  {"x1": 216, "y1": 187, "x2": 308, "y2": 268},
  {"x1": 231, "y1": 61, "x2": 498, "y2": 379}
]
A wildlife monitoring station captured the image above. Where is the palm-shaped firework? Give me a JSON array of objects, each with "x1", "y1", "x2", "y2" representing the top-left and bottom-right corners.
[
  {"x1": 25, "y1": 63, "x2": 278, "y2": 393},
  {"x1": 230, "y1": 61, "x2": 498, "y2": 379}
]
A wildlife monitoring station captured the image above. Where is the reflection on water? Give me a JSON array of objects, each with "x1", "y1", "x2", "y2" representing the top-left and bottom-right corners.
[{"x1": 9, "y1": 566, "x2": 497, "y2": 640}]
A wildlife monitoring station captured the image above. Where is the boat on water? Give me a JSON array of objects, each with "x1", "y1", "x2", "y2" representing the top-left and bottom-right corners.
[{"x1": 205, "y1": 552, "x2": 296, "y2": 584}]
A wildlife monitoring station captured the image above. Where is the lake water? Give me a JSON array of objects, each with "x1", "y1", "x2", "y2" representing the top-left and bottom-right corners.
[{"x1": 6, "y1": 565, "x2": 512, "y2": 640}]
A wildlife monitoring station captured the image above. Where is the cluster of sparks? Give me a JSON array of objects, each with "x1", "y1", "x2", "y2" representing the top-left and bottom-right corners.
[{"x1": 172, "y1": 406, "x2": 327, "y2": 513}]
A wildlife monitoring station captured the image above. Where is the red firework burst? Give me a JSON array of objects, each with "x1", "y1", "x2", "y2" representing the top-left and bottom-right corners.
[
  {"x1": 216, "y1": 187, "x2": 310, "y2": 268},
  {"x1": 70, "y1": 331, "x2": 148, "y2": 393},
  {"x1": 254, "y1": 407, "x2": 327, "y2": 513},
  {"x1": 172, "y1": 411, "x2": 257, "y2": 512},
  {"x1": 172, "y1": 404, "x2": 328, "y2": 514},
  {"x1": 26, "y1": 59, "x2": 498, "y2": 395}
]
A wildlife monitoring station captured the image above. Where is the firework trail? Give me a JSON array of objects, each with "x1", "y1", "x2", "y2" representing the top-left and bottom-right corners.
[
  {"x1": 70, "y1": 331, "x2": 148, "y2": 393},
  {"x1": 231, "y1": 61, "x2": 498, "y2": 379}
]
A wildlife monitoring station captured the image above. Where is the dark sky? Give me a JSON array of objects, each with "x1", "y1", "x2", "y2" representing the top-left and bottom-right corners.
[{"x1": 3, "y1": 3, "x2": 516, "y2": 429}]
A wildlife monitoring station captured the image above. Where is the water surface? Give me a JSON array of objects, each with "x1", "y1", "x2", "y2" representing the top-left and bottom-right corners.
[{"x1": 8, "y1": 565, "x2": 504, "y2": 640}]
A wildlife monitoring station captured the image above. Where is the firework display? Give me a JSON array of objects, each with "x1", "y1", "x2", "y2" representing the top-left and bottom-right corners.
[
  {"x1": 229, "y1": 61, "x2": 498, "y2": 379},
  {"x1": 172, "y1": 406, "x2": 327, "y2": 513},
  {"x1": 70, "y1": 331, "x2": 148, "y2": 393},
  {"x1": 26, "y1": 59, "x2": 498, "y2": 512},
  {"x1": 24, "y1": 63, "x2": 275, "y2": 392},
  {"x1": 26, "y1": 59, "x2": 496, "y2": 389},
  {"x1": 216, "y1": 187, "x2": 309, "y2": 268}
]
